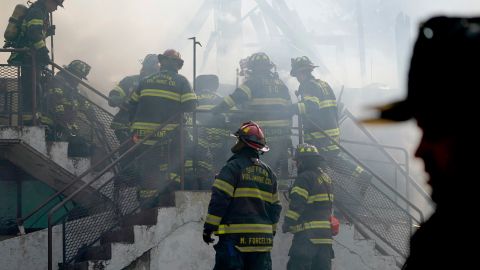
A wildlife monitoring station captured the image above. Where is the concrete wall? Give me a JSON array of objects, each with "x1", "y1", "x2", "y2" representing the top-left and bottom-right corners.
[
  {"x1": 0, "y1": 191, "x2": 398, "y2": 270},
  {"x1": 119, "y1": 192, "x2": 397, "y2": 270},
  {"x1": 0, "y1": 225, "x2": 63, "y2": 270}
]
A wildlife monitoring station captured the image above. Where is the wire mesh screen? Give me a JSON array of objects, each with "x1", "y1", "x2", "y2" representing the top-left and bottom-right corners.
[
  {"x1": 0, "y1": 65, "x2": 20, "y2": 126},
  {"x1": 62, "y1": 135, "x2": 179, "y2": 264},
  {"x1": 75, "y1": 94, "x2": 119, "y2": 153}
]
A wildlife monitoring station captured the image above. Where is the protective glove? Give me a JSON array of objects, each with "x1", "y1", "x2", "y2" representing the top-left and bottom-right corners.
[
  {"x1": 282, "y1": 222, "x2": 290, "y2": 234},
  {"x1": 202, "y1": 229, "x2": 215, "y2": 245},
  {"x1": 46, "y1": 25, "x2": 56, "y2": 36},
  {"x1": 36, "y1": 47, "x2": 50, "y2": 66}
]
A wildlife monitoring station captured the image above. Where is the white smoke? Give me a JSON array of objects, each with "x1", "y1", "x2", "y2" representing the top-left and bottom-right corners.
[{"x1": 1, "y1": 0, "x2": 479, "y2": 194}]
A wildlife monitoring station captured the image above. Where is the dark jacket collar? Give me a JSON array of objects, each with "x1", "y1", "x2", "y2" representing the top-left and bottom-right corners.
[{"x1": 228, "y1": 147, "x2": 259, "y2": 162}]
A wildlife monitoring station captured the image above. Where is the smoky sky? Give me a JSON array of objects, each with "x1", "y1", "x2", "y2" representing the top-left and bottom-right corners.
[
  {"x1": 1, "y1": 0, "x2": 479, "y2": 92},
  {"x1": 1, "y1": 0, "x2": 479, "y2": 207}
]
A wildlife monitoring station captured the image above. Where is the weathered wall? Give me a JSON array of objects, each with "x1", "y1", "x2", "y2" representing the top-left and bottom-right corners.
[
  {"x1": 0, "y1": 225, "x2": 63, "y2": 270},
  {"x1": 0, "y1": 191, "x2": 398, "y2": 270}
]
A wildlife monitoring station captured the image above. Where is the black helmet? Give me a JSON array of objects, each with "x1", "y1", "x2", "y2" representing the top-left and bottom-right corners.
[
  {"x1": 142, "y1": 54, "x2": 159, "y2": 69},
  {"x1": 247, "y1": 52, "x2": 274, "y2": 71},
  {"x1": 290, "y1": 56, "x2": 317, "y2": 77},
  {"x1": 294, "y1": 143, "x2": 320, "y2": 160},
  {"x1": 65, "y1": 60, "x2": 91, "y2": 79},
  {"x1": 195, "y1": 74, "x2": 219, "y2": 92}
]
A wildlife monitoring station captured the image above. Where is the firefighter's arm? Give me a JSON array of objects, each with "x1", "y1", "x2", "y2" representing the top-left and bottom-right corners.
[
  {"x1": 204, "y1": 164, "x2": 236, "y2": 233},
  {"x1": 268, "y1": 173, "x2": 282, "y2": 234},
  {"x1": 127, "y1": 82, "x2": 142, "y2": 117},
  {"x1": 180, "y1": 78, "x2": 197, "y2": 112},
  {"x1": 211, "y1": 83, "x2": 251, "y2": 113},
  {"x1": 108, "y1": 85, "x2": 126, "y2": 107},
  {"x1": 282, "y1": 174, "x2": 309, "y2": 232},
  {"x1": 47, "y1": 86, "x2": 65, "y2": 118}
]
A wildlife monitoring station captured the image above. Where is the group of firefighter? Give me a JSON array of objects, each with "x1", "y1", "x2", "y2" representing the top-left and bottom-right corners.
[{"x1": 3, "y1": 0, "x2": 374, "y2": 269}]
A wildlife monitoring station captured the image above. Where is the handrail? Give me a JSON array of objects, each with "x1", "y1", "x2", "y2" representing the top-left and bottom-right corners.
[
  {"x1": 49, "y1": 61, "x2": 127, "y2": 111},
  {"x1": 16, "y1": 134, "x2": 132, "y2": 232},
  {"x1": 343, "y1": 109, "x2": 433, "y2": 209},
  {"x1": 340, "y1": 139, "x2": 410, "y2": 174},
  {"x1": 304, "y1": 116, "x2": 425, "y2": 224},
  {"x1": 47, "y1": 113, "x2": 181, "y2": 270}
]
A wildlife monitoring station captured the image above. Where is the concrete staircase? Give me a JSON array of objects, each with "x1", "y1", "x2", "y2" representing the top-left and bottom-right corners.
[
  {"x1": 0, "y1": 126, "x2": 105, "y2": 205},
  {"x1": 57, "y1": 192, "x2": 400, "y2": 270}
]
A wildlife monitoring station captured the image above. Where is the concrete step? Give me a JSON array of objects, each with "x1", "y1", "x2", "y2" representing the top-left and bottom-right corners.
[
  {"x1": 121, "y1": 208, "x2": 158, "y2": 227},
  {"x1": 77, "y1": 244, "x2": 112, "y2": 262},
  {"x1": 59, "y1": 261, "x2": 89, "y2": 270},
  {"x1": 100, "y1": 226, "x2": 135, "y2": 245},
  {"x1": 60, "y1": 261, "x2": 108, "y2": 270}
]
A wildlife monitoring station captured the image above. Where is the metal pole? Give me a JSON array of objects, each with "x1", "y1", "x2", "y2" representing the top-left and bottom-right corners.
[
  {"x1": 16, "y1": 173, "x2": 23, "y2": 233},
  {"x1": 31, "y1": 50, "x2": 37, "y2": 125},
  {"x1": 188, "y1": 37, "x2": 202, "y2": 178},
  {"x1": 49, "y1": 12, "x2": 55, "y2": 74},
  {"x1": 48, "y1": 214, "x2": 53, "y2": 270}
]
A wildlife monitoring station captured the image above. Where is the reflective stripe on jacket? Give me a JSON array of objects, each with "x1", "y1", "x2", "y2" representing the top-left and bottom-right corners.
[
  {"x1": 204, "y1": 148, "x2": 282, "y2": 252},
  {"x1": 284, "y1": 168, "x2": 334, "y2": 245}
]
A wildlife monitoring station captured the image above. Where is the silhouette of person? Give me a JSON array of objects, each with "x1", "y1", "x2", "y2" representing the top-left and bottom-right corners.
[{"x1": 365, "y1": 16, "x2": 478, "y2": 269}]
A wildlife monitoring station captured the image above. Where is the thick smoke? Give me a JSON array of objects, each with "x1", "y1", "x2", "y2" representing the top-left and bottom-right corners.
[{"x1": 1, "y1": 0, "x2": 479, "y2": 194}]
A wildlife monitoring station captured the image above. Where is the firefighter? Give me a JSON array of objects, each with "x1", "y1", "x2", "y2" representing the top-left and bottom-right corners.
[
  {"x1": 282, "y1": 143, "x2": 334, "y2": 270},
  {"x1": 203, "y1": 121, "x2": 282, "y2": 270},
  {"x1": 108, "y1": 54, "x2": 159, "y2": 143},
  {"x1": 183, "y1": 74, "x2": 225, "y2": 190},
  {"x1": 365, "y1": 16, "x2": 478, "y2": 269},
  {"x1": 129, "y1": 49, "x2": 197, "y2": 207},
  {"x1": 212, "y1": 52, "x2": 293, "y2": 178},
  {"x1": 290, "y1": 56, "x2": 372, "y2": 199},
  {"x1": 43, "y1": 60, "x2": 95, "y2": 157},
  {"x1": 7, "y1": 0, "x2": 64, "y2": 124},
  {"x1": 195, "y1": 74, "x2": 229, "y2": 175}
]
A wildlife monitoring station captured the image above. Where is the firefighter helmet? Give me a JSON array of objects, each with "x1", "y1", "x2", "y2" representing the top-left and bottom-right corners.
[
  {"x1": 158, "y1": 49, "x2": 184, "y2": 70},
  {"x1": 247, "y1": 52, "x2": 274, "y2": 70},
  {"x1": 290, "y1": 56, "x2": 318, "y2": 76},
  {"x1": 195, "y1": 74, "x2": 219, "y2": 92},
  {"x1": 66, "y1": 60, "x2": 91, "y2": 79},
  {"x1": 234, "y1": 121, "x2": 269, "y2": 152},
  {"x1": 52, "y1": 0, "x2": 64, "y2": 7},
  {"x1": 142, "y1": 54, "x2": 159, "y2": 68},
  {"x1": 294, "y1": 143, "x2": 320, "y2": 160},
  {"x1": 140, "y1": 54, "x2": 159, "y2": 77}
]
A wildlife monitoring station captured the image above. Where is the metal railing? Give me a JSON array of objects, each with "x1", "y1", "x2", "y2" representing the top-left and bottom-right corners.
[
  {"x1": 8, "y1": 63, "x2": 121, "y2": 233},
  {"x1": 56, "y1": 110, "x2": 429, "y2": 267},
  {"x1": 1, "y1": 48, "x2": 38, "y2": 126},
  {"x1": 47, "y1": 113, "x2": 183, "y2": 269},
  {"x1": 3, "y1": 58, "x2": 433, "y2": 266}
]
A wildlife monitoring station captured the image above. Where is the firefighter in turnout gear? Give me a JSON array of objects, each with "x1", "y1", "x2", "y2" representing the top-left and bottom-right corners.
[
  {"x1": 6, "y1": 0, "x2": 64, "y2": 123},
  {"x1": 108, "y1": 54, "x2": 159, "y2": 143},
  {"x1": 212, "y1": 52, "x2": 293, "y2": 178},
  {"x1": 129, "y1": 49, "x2": 197, "y2": 207},
  {"x1": 195, "y1": 74, "x2": 229, "y2": 174},
  {"x1": 203, "y1": 121, "x2": 282, "y2": 270},
  {"x1": 183, "y1": 74, "x2": 226, "y2": 190},
  {"x1": 43, "y1": 60, "x2": 95, "y2": 157},
  {"x1": 290, "y1": 56, "x2": 372, "y2": 199},
  {"x1": 282, "y1": 143, "x2": 334, "y2": 270}
]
